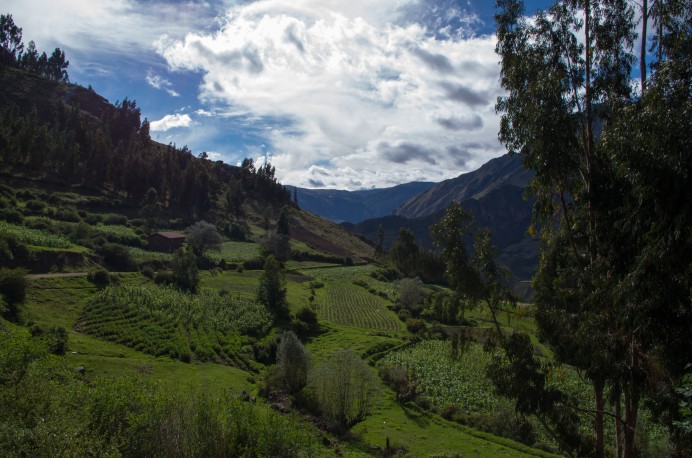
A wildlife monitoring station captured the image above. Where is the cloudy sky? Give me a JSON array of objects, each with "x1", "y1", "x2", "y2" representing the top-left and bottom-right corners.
[{"x1": 6, "y1": 0, "x2": 556, "y2": 189}]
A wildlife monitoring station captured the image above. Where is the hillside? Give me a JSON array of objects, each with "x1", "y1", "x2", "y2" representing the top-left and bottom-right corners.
[
  {"x1": 396, "y1": 153, "x2": 533, "y2": 219},
  {"x1": 290, "y1": 181, "x2": 436, "y2": 223}
]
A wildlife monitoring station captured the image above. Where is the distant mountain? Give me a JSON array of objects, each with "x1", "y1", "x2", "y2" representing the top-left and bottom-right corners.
[
  {"x1": 396, "y1": 153, "x2": 533, "y2": 219},
  {"x1": 344, "y1": 154, "x2": 539, "y2": 300},
  {"x1": 290, "y1": 181, "x2": 436, "y2": 223}
]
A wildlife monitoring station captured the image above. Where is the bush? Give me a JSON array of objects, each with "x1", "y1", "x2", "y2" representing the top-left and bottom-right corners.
[
  {"x1": 0, "y1": 268, "x2": 28, "y2": 320},
  {"x1": 276, "y1": 331, "x2": 311, "y2": 394},
  {"x1": 141, "y1": 267, "x2": 155, "y2": 280},
  {"x1": 99, "y1": 243, "x2": 137, "y2": 272},
  {"x1": 88, "y1": 269, "x2": 111, "y2": 287},
  {"x1": 296, "y1": 306, "x2": 318, "y2": 326},
  {"x1": 0, "y1": 208, "x2": 23, "y2": 224},
  {"x1": 397, "y1": 309, "x2": 412, "y2": 322},
  {"x1": 310, "y1": 349, "x2": 379, "y2": 429},
  {"x1": 379, "y1": 364, "x2": 418, "y2": 403},
  {"x1": 25, "y1": 199, "x2": 47, "y2": 212},
  {"x1": 172, "y1": 248, "x2": 199, "y2": 293},
  {"x1": 154, "y1": 270, "x2": 174, "y2": 285},
  {"x1": 405, "y1": 318, "x2": 426, "y2": 334},
  {"x1": 187, "y1": 220, "x2": 222, "y2": 256},
  {"x1": 30, "y1": 325, "x2": 69, "y2": 355},
  {"x1": 102, "y1": 213, "x2": 128, "y2": 225},
  {"x1": 55, "y1": 209, "x2": 81, "y2": 222}
]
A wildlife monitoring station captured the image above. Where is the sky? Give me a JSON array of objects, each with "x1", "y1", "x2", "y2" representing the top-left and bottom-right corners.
[{"x1": 6, "y1": 0, "x2": 565, "y2": 189}]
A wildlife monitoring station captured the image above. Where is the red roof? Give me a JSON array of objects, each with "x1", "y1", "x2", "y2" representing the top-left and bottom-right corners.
[{"x1": 152, "y1": 231, "x2": 186, "y2": 239}]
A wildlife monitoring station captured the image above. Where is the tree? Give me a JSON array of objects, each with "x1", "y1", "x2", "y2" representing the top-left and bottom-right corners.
[
  {"x1": 257, "y1": 255, "x2": 287, "y2": 316},
  {"x1": 172, "y1": 247, "x2": 199, "y2": 293},
  {"x1": 0, "y1": 267, "x2": 27, "y2": 321},
  {"x1": 0, "y1": 14, "x2": 23, "y2": 66},
  {"x1": 46, "y1": 48, "x2": 69, "y2": 82},
  {"x1": 276, "y1": 331, "x2": 310, "y2": 394},
  {"x1": 430, "y1": 202, "x2": 479, "y2": 302},
  {"x1": 494, "y1": 0, "x2": 690, "y2": 456},
  {"x1": 139, "y1": 187, "x2": 162, "y2": 234},
  {"x1": 311, "y1": 349, "x2": 379, "y2": 429},
  {"x1": 389, "y1": 228, "x2": 419, "y2": 277},
  {"x1": 186, "y1": 220, "x2": 222, "y2": 257},
  {"x1": 397, "y1": 277, "x2": 424, "y2": 315}
]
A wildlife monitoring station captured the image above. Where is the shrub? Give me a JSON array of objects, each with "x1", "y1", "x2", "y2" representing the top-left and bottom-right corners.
[
  {"x1": 55, "y1": 209, "x2": 81, "y2": 222},
  {"x1": 172, "y1": 248, "x2": 199, "y2": 293},
  {"x1": 397, "y1": 277, "x2": 424, "y2": 315},
  {"x1": 141, "y1": 267, "x2": 155, "y2": 280},
  {"x1": 0, "y1": 183, "x2": 14, "y2": 197},
  {"x1": 296, "y1": 306, "x2": 318, "y2": 326},
  {"x1": 99, "y1": 243, "x2": 137, "y2": 271},
  {"x1": 310, "y1": 349, "x2": 378, "y2": 429},
  {"x1": 88, "y1": 269, "x2": 111, "y2": 287},
  {"x1": 102, "y1": 213, "x2": 128, "y2": 225},
  {"x1": 30, "y1": 325, "x2": 69, "y2": 355},
  {"x1": 25, "y1": 199, "x2": 47, "y2": 212},
  {"x1": 276, "y1": 331, "x2": 311, "y2": 394},
  {"x1": 154, "y1": 270, "x2": 174, "y2": 285},
  {"x1": 397, "y1": 309, "x2": 412, "y2": 322},
  {"x1": 0, "y1": 208, "x2": 23, "y2": 224},
  {"x1": 405, "y1": 318, "x2": 426, "y2": 334},
  {"x1": 187, "y1": 220, "x2": 222, "y2": 256},
  {"x1": 379, "y1": 364, "x2": 418, "y2": 403},
  {"x1": 0, "y1": 268, "x2": 28, "y2": 320}
]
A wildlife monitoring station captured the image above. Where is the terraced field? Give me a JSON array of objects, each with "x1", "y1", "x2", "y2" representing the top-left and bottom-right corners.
[
  {"x1": 320, "y1": 281, "x2": 401, "y2": 331},
  {"x1": 78, "y1": 284, "x2": 271, "y2": 368}
]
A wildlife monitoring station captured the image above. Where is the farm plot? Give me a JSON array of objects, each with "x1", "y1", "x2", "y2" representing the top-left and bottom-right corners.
[
  {"x1": 78, "y1": 284, "x2": 271, "y2": 367},
  {"x1": 380, "y1": 340, "x2": 498, "y2": 414},
  {"x1": 205, "y1": 241, "x2": 261, "y2": 263},
  {"x1": 320, "y1": 281, "x2": 401, "y2": 331},
  {"x1": 0, "y1": 220, "x2": 71, "y2": 248}
]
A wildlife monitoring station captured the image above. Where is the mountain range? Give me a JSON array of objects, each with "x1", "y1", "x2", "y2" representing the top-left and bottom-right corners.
[{"x1": 298, "y1": 154, "x2": 539, "y2": 300}]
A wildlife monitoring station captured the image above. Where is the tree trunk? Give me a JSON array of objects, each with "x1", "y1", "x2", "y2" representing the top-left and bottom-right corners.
[
  {"x1": 641, "y1": 0, "x2": 648, "y2": 92},
  {"x1": 594, "y1": 379, "x2": 605, "y2": 458},
  {"x1": 615, "y1": 392, "x2": 623, "y2": 458},
  {"x1": 623, "y1": 339, "x2": 641, "y2": 458}
]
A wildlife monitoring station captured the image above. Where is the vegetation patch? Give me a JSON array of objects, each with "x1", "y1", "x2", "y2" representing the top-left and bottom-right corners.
[
  {"x1": 0, "y1": 220, "x2": 71, "y2": 248},
  {"x1": 78, "y1": 284, "x2": 271, "y2": 365},
  {"x1": 320, "y1": 281, "x2": 401, "y2": 331}
]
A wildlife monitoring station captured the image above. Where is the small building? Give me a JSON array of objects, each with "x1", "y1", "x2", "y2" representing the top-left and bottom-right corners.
[{"x1": 148, "y1": 231, "x2": 186, "y2": 253}]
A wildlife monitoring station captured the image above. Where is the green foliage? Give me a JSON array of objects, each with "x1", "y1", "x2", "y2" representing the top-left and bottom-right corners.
[
  {"x1": 0, "y1": 267, "x2": 27, "y2": 320},
  {"x1": 29, "y1": 325, "x2": 68, "y2": 355},
  {"x1": 79, "y1": 284, "x2": 271, "y2": 362},
  {"x1": 310, "y1": 349, "x2": 379, "y2": 429},
  {"x1": 276, "y1": 331, "x2": 311, "y2": 394},
  {"x1": 186, "y1": 220, "x2": 222, "y2": 256},
  {"x1": 257, "y1": 255, "x2": 287, "y2": 316},
  {"x1": 172, "y1": 247, "x2": 199, "y2": 293},
  {"x1": 389, "y1": 228, "x2": 419, "y2": 277},
  {"x1": 0, "y1": 220, "x2": 71, "y2": 248},
  {"x1": 381, "y1": 341, "x2": 497, "y2": 415},
  {"x1": 397, "y1": 277, "x2": 424, "y2": 314},
  {"x1": 0, "y1": 327, "x2": 318, "y2": 457},
  {"x1": 99, "y1": 242, "x2": 137, "y2": 271}
]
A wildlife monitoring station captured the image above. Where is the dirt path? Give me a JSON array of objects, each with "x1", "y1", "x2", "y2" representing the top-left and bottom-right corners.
[{"x1": 26, "y1": 272, "x2": 89, "y2": 279}]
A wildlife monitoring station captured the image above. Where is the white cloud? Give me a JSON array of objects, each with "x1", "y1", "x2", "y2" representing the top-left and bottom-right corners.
[
  {"x1": 146, "y1": 73, "x2": 180, "y2": 97},
  {"x1": 156, "y1": 0, "x2": 505, "y2": 189},
  {"x1": 150, "y1": 113, "x2": 193, "y2": 132}
]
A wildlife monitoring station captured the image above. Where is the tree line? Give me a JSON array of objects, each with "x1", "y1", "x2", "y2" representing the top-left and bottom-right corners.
[{"x1": 1, "y1": 14, "x2": 69, "y2": 82}]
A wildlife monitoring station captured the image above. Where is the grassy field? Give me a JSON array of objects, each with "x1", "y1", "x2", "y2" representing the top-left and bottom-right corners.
[{"x1": 15, "y1": 267, "x2": 568, "y2": 457}]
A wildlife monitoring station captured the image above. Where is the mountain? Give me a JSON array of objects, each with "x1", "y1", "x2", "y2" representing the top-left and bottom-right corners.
[
  {"x1": 290, "y1": 181, "x2": 435, "y2": 223},
  {"x1": 396, "y1": 153, "x2": 533, "y2": 219},
  {"x1": 343, "y1": 154, "x2": 539, "y2": 300}
]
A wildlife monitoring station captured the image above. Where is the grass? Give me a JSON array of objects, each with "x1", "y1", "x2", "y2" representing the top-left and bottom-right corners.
[
  {"x1": 353, "y1": 397, "x2": 560, "y2": 457},
  {"x1": 205, "y1": 241, "x2": 262, "y2": 263}
]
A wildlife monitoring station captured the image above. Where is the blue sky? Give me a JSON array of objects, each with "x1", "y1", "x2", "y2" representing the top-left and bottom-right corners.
[{"x1": 6, "y1": 0, "x2": 579, "y2": 189}]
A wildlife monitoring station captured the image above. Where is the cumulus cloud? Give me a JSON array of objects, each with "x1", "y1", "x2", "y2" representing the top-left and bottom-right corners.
[
  {"x1": 155, "y1": 0, "x2": 506, "y2": 189},
  {"x1": 150, "y1": 113, "x2": 193, "y2": 132}
]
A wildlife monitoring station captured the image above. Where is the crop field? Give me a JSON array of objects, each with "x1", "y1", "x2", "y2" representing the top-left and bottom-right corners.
[
  {"x1": 127, "y1": 246, "x2": 174, "y2": 263},
  {"x1": 91, "y1": 223, "x2": 142, "y2": 245},
  {"x1": 320, "y1": 281, "x2": 401, "y2": 331},
  {"x1": 380, "y1": 340, "x2": 498, "y2": 414},
  {"x1": 299, "y1": 264, "x2": 376, "y2": 282},
  {"x1": 78, "y1": 284, "x2": 271, "y2": 367},
  {"x1": 205, "y1": 241, "x2": 262, "y2": 263},
  {"x1": 0, "y1": 220, "x2": 72, "y2": 248}
]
